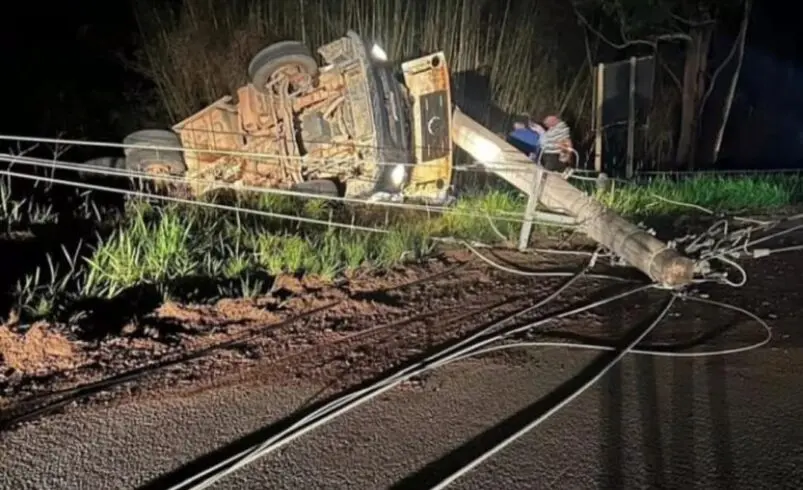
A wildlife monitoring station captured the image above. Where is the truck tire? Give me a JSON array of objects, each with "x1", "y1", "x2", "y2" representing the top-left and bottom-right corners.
[
  {"x1": 83, "y1": 156, "x2": 126, "y2": 170},
  {"x1": 122, "y1": 129, "x2": 186, "y2": 175},
  {"x1": 290, "y1": 179, "x2": 340, "y2": 198},
  {"x1": 248, "y1": 41, "x2": 319, "y2": 94}
]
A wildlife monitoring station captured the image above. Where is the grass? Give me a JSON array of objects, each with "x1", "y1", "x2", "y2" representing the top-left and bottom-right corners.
[
  {"x1": 596, "y1": 175, "x2": 803, "y2": 217},
  {"x1": 0, "y1": 178, "x2": 58, "y2": 230},
  {"x1": 4, "y1": 173, "x2": 803, "y2": 322},
  {"x1": 2, "y1": 186, "x2": 525, "y2": 320}
]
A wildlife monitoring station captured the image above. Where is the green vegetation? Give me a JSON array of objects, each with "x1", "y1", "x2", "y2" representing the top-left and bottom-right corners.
[
  {"x1": 0, "y1": 0, "x2": 790, "y2": 322},
  {"x1": 595, "y1": 175, "x2": 803, "y2": 216},
  {"x1": 3, "y1": 174, "x2": 803, "y2": 322},
  {"x1": 1, "y1": 179, "x2": 57, "y2": 229}
]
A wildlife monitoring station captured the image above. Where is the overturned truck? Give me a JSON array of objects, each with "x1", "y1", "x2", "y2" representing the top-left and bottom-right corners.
[
  {"x1": 117, "y1": 31, "x2": 453, "y2": 204},
  {"x1": 94, "y1": 30, "x2": 695, "y2": 288}
]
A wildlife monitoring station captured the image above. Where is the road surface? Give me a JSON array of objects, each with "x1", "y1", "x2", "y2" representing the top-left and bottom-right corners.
[{"x1": 2, "y1": 348, "x2": 802, "y2": 490}]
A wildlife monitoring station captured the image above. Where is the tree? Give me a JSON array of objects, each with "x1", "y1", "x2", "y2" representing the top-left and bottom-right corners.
[{"x1": 572, "y1": 0, "x2": 747, "y2": 170}]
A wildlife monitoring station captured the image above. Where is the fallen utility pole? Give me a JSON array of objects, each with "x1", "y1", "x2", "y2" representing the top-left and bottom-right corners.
[{"x1": 451, "y1": 107, "x2": 695, "y2": 288}]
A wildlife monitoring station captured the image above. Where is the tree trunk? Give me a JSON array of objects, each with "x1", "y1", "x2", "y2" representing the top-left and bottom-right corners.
[{"x1": 675, "y1": 25, "x2": 713, "y2": 169}]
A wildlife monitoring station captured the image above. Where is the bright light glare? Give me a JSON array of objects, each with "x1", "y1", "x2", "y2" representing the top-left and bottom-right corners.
[
  {"x1": 371, "y1": 44, "x2": 388, "y2": 61},
  {"x1": 391, "y1": 164, "x2": 406, "y2": 186},
  {"x1": 474, "y1": 139, "x2": 501, "y2": 165}
]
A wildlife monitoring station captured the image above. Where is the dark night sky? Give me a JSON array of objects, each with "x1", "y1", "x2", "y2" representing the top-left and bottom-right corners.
[{"x1": 2, "y1": 0, "x2": 802, "y2": 164}]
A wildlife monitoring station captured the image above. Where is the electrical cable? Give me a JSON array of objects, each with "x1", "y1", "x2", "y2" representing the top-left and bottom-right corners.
[
  {"x1": 462, "y1": 242, "x2": 624, "y2": 282},
  {"x1": 0, "y1": 167, "x2": 585, "y2": 265},
  {"x1": 0, "y1": 153, "x2": 579, "y2": 229},
  {"x1": 427, "y1": 293, "x2": 678, "y2": 490},
  {"x1": 172, "y1": 272, "x2": 776, "y2": 490},
  {"x1": 750, "y1": 244, "x2": 803, "y2": 256},
  {"x1": 171, "y1": 187, "x2": 796, "y2": 487},
  {"x1": 0, "y1": 128, "x2": 549, "y2": 159},
  {"x1": 733, "y1": 222, "x2": 803, "y2": 252},
  {"x1": 416, "y1": 292, "x2": 772, "y2": 489},
  {"x1": 0, "y1": 153, "x2": 520, "y2": 217},
  {"x1": 167, "y1": 259, "x2": 604, "y2": 489},
  {"x1": 706, "y1": 255, "x2": 748, "y2": 287},
  {"x1": 172, "y1": 278, "x2": 653, "y2": 490},
  {"x1": 0, "y1": 167, "x2": 387, "y2": 234},
  {"x1": 2, "y1": 134, "x2": 790, "y2": 487},
  {"x1": 0, "y1": 156, "x2": 645, "y2": 285},
  {"x1": 460, "y1": 296, "x2": 771, "y2": 361},
  {"x1": 640, "y1": 190, "x2": 803, "y2": 286},
  {"x1": 0, "y1": 133, "x2": 544, "y2": 173}
]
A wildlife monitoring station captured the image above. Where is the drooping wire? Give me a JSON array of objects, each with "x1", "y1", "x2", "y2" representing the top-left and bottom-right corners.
[{"x1": 0, "y1": 153, "x2": 581, "y2": 229}]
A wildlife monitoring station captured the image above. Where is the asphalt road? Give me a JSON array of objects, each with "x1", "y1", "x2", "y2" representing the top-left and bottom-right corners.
[{"x1": 2, "y1": 347, "x2": 802, "y2": 490}]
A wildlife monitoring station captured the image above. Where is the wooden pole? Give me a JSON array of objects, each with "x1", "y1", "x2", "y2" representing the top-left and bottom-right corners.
[
  {"x1": 517, "y1": 165, "x2": 546, "y2": 251},
  {"x1": 626, "y1": 56, "x2": 636, "y2": 179},
  {"x1": 452, "y1": 107, "x2": 695, "y2": 288},
  {"x1": 594, "y1": 63, "x2": 604, "y2": 173}
]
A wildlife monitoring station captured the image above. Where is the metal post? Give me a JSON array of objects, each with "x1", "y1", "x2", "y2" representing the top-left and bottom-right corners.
[
  {"x1": 626, "y1": 56, "x2": 636, "y2": 179},
  {"x1": 594, "y1": 63, "x2": 605, "y2": 173},
  {"x1": 518, "y1": 164, "x2": 545, "y2": 251}
]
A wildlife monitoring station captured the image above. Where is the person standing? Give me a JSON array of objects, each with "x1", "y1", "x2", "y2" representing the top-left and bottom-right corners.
[{"x1": 538, "y1": 114, "x2": 574, "y2": 177}]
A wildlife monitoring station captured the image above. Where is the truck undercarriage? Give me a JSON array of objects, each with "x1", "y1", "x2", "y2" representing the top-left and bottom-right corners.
[{"x1": 120, "y1": 31, "x2": 453, "y2": 204}]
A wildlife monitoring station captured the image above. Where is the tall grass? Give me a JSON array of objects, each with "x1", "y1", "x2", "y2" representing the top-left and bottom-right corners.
[
  {"x1": 0, "y1": 178, "x2": 58, "y2": 229},
  {"x1": 8, "y1": 190, "x2": 529, "y2": 318},
  {"x1": 131, "y1": 0, "x2": 585, "y2": 132},
  {"x1": 595, "y1": 175, "x2": 803, "y2": 217},
  {"x1": 9, "y1": 173, "x2": 803, "y2": 320}
]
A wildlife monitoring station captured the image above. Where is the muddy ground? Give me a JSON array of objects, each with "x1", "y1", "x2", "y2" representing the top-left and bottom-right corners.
[{"x1": 0, "y1": 216, "x2": 800, "y2": 432}]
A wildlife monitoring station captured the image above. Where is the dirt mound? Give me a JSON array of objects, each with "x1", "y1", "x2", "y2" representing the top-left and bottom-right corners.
[
  {"x1": 154, "y1": 298, "x2": 282, "y2": 329},
  {"x1": 0, "y1": 323, "x2": 77, "y2": 374}
]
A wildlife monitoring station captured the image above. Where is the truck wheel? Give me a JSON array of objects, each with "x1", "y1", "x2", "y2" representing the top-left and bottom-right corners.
[
  {"x1": 248, "y1": 41, "x2": 319, "y2": 95},
  {"x1": 290, "y1": 179, "x2": 340, "y2": 198},
  {"x1": 122, "y1": 129, "x2": 187, "y2": 176},
  {"x1": 83, "y1": 156, "x2": 126, "y2": 170}
]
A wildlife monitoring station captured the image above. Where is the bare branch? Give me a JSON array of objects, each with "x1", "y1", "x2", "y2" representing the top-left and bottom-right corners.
[
  {"x1": 711, "y1": 0, "x2": 752, "y2": 162},
  {"x1": 670, "y1": 12, "x2": 717, "y2": 28},
  {"x1": 654, "y1": 33, "x2": 693, "y2": 43},
  {"x1": 699, "y1": 0, "x2": 749, "y2": 117},
  {"x1": 572, "y1": 2, "x2": 691, "y2": 51},
  {"x1": 573, "y1": 6, "x2": 647, "y2": 49},
  {"x1": 699, "y1": 40, "x2": 739, "y2": 116}
]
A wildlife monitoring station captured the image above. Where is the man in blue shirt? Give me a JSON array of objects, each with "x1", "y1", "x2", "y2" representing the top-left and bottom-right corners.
[
  {"x1": 507, "y1": 114, "x2": 574, "y2": 177},
  {"x1": 507, "y1": 119, "x2": 545, "y2": 162}
]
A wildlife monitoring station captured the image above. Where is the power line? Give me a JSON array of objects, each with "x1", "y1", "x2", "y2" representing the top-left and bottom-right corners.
[
  {"x1": 123, "y1": 124, "x2": 539, "y2": 157},
  {"x1": 429, "y1": 293, "x2": 679, "y2": 490},
  {"x1": 169, "y1": 257, "x2": 616, "y2": 490},
  {"x1": 0, "y1": 133, "x2": 543, "y2": 172},
  {"x1": 2, "y1": 140, "x2": 788, "y2": 488},
  {"x1": 0, "y1": 153, "x2": 582, "y2": 229},
  {"x1": 0, "y1": 153, "x2": 521, "y2": 217},
  {"x1": 154, "y1": 208, "x2": 792, "y2": 489},
  {"x1": 0, "y1": 167, "x2": 387, "y2": 234}
]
